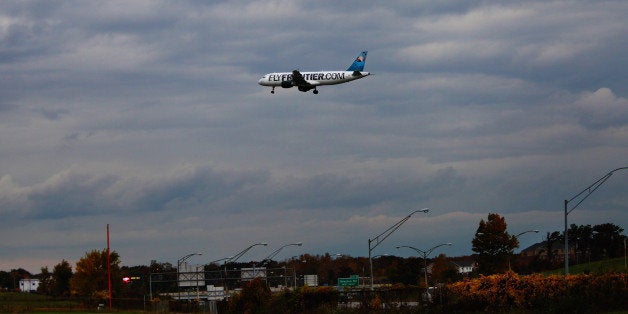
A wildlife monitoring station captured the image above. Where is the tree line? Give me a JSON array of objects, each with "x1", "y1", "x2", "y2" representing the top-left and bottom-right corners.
[
  {"x1": 1, "y1": 214, "x2": 624, "y2": 308},
  {"x1": 470, "y1": 213, "x2": 625, "y2": 275}
]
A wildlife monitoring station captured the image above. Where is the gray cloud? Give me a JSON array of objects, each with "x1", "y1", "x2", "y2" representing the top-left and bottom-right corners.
[
  {"x1": 573, "y1": 88, "x2": 628, "y2": 130},
  {"x1": 1, "y1": 1, "x2": 627, "y2": 272}
]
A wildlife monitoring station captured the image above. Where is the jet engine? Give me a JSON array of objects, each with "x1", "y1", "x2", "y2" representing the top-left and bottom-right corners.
[
  {"x1": 281, "y1": 81, "x2": 294, "y2": 88},
  {"x1": 298, "y1": 85, "x2": 314, "y2": 92}
]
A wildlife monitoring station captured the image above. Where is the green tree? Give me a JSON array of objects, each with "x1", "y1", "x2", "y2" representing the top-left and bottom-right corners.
[
  {"x1": 52, "y1": 259, "x2": 73, "y2": 297},
  {"x1": 431, "y1": 254, "x2": 461, "y2": 283},
  {"x1": 0, "y1": 271, "x2": 10, "y2": 290},
  {"x1": 7, "y1": 268, "x2": 31, "y2": 291},
  {"x1": 149, "y1": 261, "x2": 177, "y2": 295},
  {"x1": 568, "y1": 224, "x2": 593, "y2": 264},
  {"x1": 472, "y1": 213, "x2": 518, "y2": 275},
  {"x1": 120, "y1": 265, "x2": 151, "y2": 301},
  {"x1": 70, "y1": 249, "x2": 121, "y2": 303},
  {"x1": 542, "y1": 231, "x2": 562, "y2": 269},
  {"x1": 37, "y1": 266, "x2": 53, "y2": 295},
  {"x1": 591, "y1": 223, "x2": 624, "y2": 259}
]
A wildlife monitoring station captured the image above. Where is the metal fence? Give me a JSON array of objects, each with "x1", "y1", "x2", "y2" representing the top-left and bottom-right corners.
[{"x1": 149, "y1": 267, "x2": 297, "y2": 301}]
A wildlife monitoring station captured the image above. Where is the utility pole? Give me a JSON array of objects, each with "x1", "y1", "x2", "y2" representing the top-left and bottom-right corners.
[
  {"x1": 368, "y1": 208, "x2": 429, "y2": 290},
  {"x1": 563, "y1": 167, "x2": 627, "y2": 274}
]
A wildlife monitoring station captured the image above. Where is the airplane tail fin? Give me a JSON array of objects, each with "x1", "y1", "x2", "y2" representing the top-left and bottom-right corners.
[{"x1": 347, "y1": 51, "x2": 368, "y2": 71}]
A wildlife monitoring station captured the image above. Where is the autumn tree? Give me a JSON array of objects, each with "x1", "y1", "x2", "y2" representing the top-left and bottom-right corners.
[
  {"x1": 471, "y1": 213, "x2": 518, "y2": 275},
  {"x1": 228, "y1": 277, "x2": 272, "y2": 313},
  {"x1": 70, "y1": 249, "x2": 121, "y2": 302}
]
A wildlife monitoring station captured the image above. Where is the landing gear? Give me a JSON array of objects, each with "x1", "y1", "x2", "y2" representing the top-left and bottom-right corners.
[
  {"x1": 271, "y1": 87, "x2": 275, "y2": 94},
  {"x1": 313, "y1": 88, "x2": 318, "y2": 94}
]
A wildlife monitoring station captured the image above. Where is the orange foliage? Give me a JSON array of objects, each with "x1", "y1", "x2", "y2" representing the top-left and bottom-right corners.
[{"x1": 443, "y1": 272, "x2": 627, "y2": 312}]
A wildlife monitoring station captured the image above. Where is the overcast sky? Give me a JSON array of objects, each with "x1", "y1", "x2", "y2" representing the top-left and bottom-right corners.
[{"x1": 1, "y1": 1, "x2": 627, "y2": 273}]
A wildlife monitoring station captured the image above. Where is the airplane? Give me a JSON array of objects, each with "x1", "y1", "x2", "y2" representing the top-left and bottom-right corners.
[{"x1": 258, "y1": 51, "x2": 370, "y2": 94}]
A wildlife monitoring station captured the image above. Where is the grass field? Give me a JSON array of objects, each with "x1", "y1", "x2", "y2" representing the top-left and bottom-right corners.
[
  {"x1": 0, "y1": 292, "x2": 82, "y2": 311},
  {"x1": 543, "y1": 256, "x2": 627, "y2": 275},
  {"x1": 0, "y1": 292, "x2": 152, "y2": 313}
]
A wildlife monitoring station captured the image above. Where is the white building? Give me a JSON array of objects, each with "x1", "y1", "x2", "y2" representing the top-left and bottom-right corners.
[
  {"x1": 19, "y1": 279, "x2": 40, "y2": 292},
  {"x1": 451, "y1": 259, "x2": 476, "y2": 275}
]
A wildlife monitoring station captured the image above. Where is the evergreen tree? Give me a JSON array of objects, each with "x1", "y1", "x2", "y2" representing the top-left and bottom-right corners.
[
  {"x1": 471, "y1": 213, "x2": 518, "y2": 275},
  {"x1": 591, "y1": 223, "x2": 624, "y2": 259}
]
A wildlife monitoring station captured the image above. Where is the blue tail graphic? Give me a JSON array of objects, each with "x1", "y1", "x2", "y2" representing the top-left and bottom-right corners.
[{"x1": 347, "y1": 51, "x2": 368, "y2": 71}]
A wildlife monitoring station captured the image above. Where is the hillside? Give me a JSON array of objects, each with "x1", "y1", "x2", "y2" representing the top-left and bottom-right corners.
[{"x1": 544, "y1": 257, "x2": 627, "y2": 275}]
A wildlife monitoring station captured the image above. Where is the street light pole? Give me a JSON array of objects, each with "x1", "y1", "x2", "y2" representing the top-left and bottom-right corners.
[
  {"x1": 563, "y1": 167, "x2": 627, "y2": 275},
  {"x1": 227, "y1": 242, "x2": 269, "y2": 264},
  {"x1": 223, "y1": 243, "x2": 268, "y2": 290},
  {"x1": 368, "y1": 208, "x2": 429, "y2": 290},
  {"x1": 209, "y1": 257, "x2": 233, "y2": 265},
  {"x1": 396, "y1": 243, "x2": 452, "y2": 300},
  {"x1": 260, "y1": 243, "x2": 302, "y2": 266},
  {"x1": 208, "y1": 256, "x2": 233, "y2": 298},
  {"x1": 510, "y1": 230, "x2": 539, "y2": 270},
  {"x1": 177, "y1": 253, "x2": 202, "y2": 301},
  {"x1": 259, "y1": 243, "x2": 302, "y2": 287}
]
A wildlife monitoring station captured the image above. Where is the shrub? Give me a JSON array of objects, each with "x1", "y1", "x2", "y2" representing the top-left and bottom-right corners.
[{"x1": 442, "y1": 272, "x2": 627, "y2": 312}]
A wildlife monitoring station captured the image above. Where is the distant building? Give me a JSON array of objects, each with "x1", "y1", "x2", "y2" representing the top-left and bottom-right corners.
[
  {"x1": 450, "y1": 259, "x2": 475, "y2": 275},
  {"x1": 19, "y1": 279, "x2": 39, "y2": 292},
  {"x1": 426, "y1": 256, "x2": 476, "y2": 278},
  {"x1": 521, "y1": 241, "x2": 569, "y2": 261}
]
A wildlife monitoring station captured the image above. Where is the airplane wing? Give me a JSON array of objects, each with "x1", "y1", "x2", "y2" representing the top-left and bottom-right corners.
[{"x1": 292, "y1": 70, "x2": 312, "y2": 87}]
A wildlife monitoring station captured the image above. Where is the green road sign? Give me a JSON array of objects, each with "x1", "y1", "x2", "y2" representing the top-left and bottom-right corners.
[{"x1": 338, "y1": 275, "x2": 359, "y2": 287}]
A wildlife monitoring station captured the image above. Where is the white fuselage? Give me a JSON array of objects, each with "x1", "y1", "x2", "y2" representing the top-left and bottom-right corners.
[{"x1": 258, "y1": 71, "x2": 370, "y2": 87}]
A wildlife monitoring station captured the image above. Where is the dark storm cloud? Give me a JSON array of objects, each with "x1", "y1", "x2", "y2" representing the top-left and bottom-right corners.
[
  {"x1": 0, "y1": 166, "x2": 269, "y2": 219},
  {"x1": 0, "y1": 163, "x2": 468, "y2": 223}
]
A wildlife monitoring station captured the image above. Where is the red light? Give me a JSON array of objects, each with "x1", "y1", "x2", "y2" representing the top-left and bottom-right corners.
[{"x1": 122, "y1": 277, "x2": 130, "y2": 283}]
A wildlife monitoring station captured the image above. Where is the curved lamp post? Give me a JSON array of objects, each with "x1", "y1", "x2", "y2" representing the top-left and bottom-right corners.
[
  {"x1": 396, "y1": 243, "x2": 452, "y2": 295},
  {"x1": 258, "y1": 243, "x2": 301, "y2": 289},
  {"x1": 227, "y1": 242, "x2": 268, "y2": 264},
  {"x1": 260, "y1": 243, "x2": 302, "y2": 266},
  {"x1": 223, "y1": 242, "x2": 268, "y2": 289},
  {"x1": 177, "y1": 252, "x2": 202, "y2": 300},
  {"x1": 208, "y1": 256, "x2": 232, "y2": 296},
  {"x1": 515, "y1": 230, "x2": 540, "y2": 238},
  {"x1": 368, "y1": 208, "x2": 429, "y2": 290},
  {"x1": 564, "y1": 167, "x2": 627, "y2": 274},
  {"x1": 209, "y1": 256, "x2": 233, "y2": 265},
  {"x1": 510, "y1": 230, "x2": 539, "y2": 270}
]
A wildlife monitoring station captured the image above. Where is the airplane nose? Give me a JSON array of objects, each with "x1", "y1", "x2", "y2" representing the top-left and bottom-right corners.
[{"x1": 258, "y1": 77, "x2": 264, "y2": 85}]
